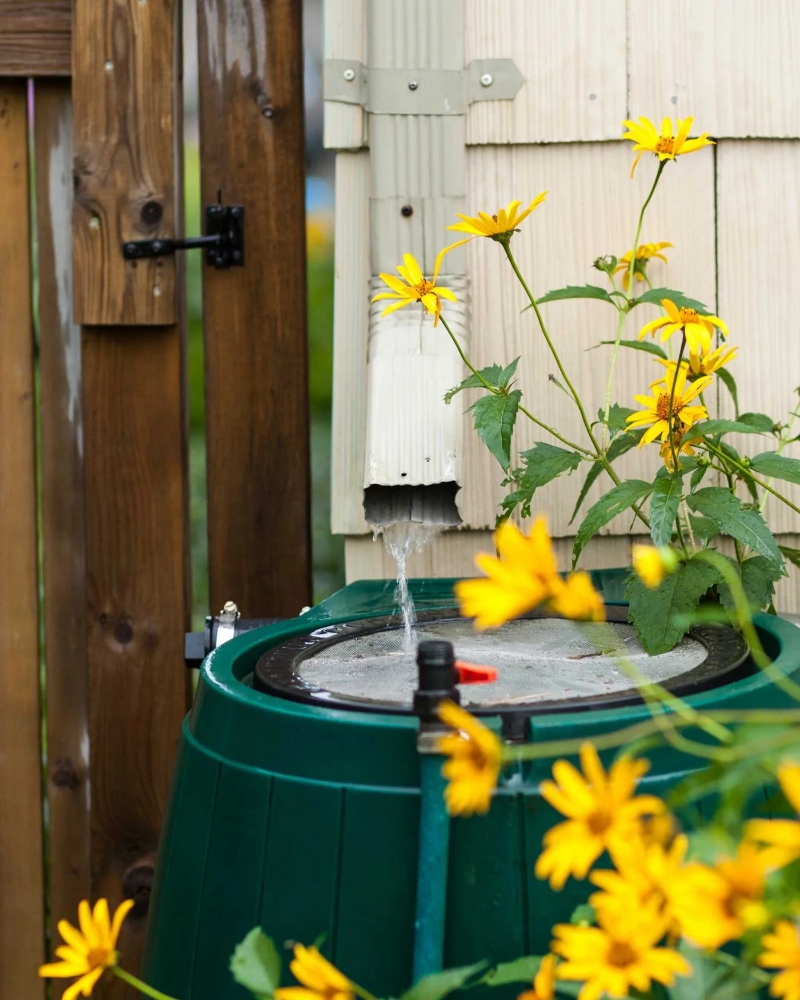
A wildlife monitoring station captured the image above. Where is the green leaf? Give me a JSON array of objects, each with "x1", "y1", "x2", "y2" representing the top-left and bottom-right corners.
[
  {"x1": 600, "y1": 403, "x2": 637, "y2": 432},
  {"x1": 687, "y1": 419, "x2": 770, "y2": 439},
  {"x1": 569, "y1": 463, "x2": 603, "y2": 525},
  {"x1": 688, "y1": 514, "x2": 720, "y2": 545},
  {"x1": 444, "y1": 358, "x2": 519, "y2": 404},
  {"x1": 481, "y1": 957, "x2": 542, "y2": 987},
  {"x1": 669, "y1": 942, "x2": 761, "y2": 1000},
  {"x1": 689, "y1": 464, "x2": 708, "y2": 492},
  {"x1": 649, "y1": 473, "x2": 682, "y2": 547},
  {"x1": 596, "y1": 339, "x2": 668, "y2": 359},
  {"x1": 535, "y1": 284, "x2": 614, "y2": 305},
  {"x1": 626, "y1": 557, "x2": 722, "y2": 653},
  {"x1": 739, "y1": 411, "x2": 777, "y2": 432},
  {"x1": 780, "y1": 544, "x2": 800, "y2": 570},
  {"x1": 687, "y1": 487, "x2": 784, "y2": 566},
  {"x1": 503, "y1": 442, "x2": 582, "y2": 519},
  {"x1": 401, "y1": 962, "x2": 488, "y2": 1000},
  {"x1": 470, "y1": 390, "x2": 521, "y2": 471},
  {"x1": 573, "y1": 480, "x2": 653, "y2": 567},
  {"x1": 230, "y1": 928, "x2": 281, "y2": 1000},
  {"x1": 632, "y1": 287, "x2": 709, "y2": 312},
  {"x1": 716, "y1": 367, "x2": 739, "y2": 419},
  {"x1": 750, "y1": 451, "x2": 800, "y2": 486},
  {"x1": 569, "y1": 431, "x2": 642, "y2": 525},
  {"x1": 718, "y1": 555, "x2": 784, "y2": 612}
]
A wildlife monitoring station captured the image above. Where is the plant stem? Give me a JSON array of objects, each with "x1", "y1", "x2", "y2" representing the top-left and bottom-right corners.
[
  {"x1": 112, "y1": 967, "x2": 181, "y2": 1000},
  {"x1": 625, "y1": 160, "x2": 667, "y2": 297},
  {"x1": 352, "y1": 980, "x2": 381, "y2": 1000},
  {"x1": 667, "y1": 335, "x2": 687, "y2": 477},
  {"x1": 703, "y1": 440, "x2": 800, "y2": 517},
  {"x1": 438, "y1": 315, "x2": 591, "y2": 455}
]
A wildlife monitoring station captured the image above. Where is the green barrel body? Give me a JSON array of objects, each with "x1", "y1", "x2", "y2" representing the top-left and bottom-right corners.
[{"x1": 141, "y1": 576, "x2": 800, "y2": 1000}]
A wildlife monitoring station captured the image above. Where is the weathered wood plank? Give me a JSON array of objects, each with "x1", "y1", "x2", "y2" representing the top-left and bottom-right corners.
[
  {"x1": 0, "y1": 79, "x2": 46, "y2": 1000},
  {"x1": 629, "y1": 0, "x2": 800, "y2": 139},
  {"x1": 34, "y1": 79, "x2": 92, "y2": 998},
  {"x1": 197, "y1": 0, "x2": 312, "y2": 617},
  {"x1": 323, "y1": 0, "x2": 367, "y2": 150},
  {"x1": 465, "y1": 0, "x2": 627, "y2": 144},
  {"x1": 72, "y1": 0, "x2": 179, "y2": 324},
  {"x1": 0, "y1": 0, "x2": 71, "y2": 76}
]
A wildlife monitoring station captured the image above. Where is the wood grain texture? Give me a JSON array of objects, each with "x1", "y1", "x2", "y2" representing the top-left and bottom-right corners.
[
  {"x1": 629, "y1": 1, "x2": 800, "y2": 139},
  {"x1": 345, "y1": 532, "x2": 633, "y2": 581},
  {"x1": 198, "y1": 0, "x2": 311, "y2": 618},
  {"x1": 717, "y1": 140, "x2": 800, "y2": 536},
  {"x1": 0, "y1": 0, "x2": 71, "y2": 76},
  {"x1": 331, "y1": 150, "x2": 371, "y2": 535},
  {"x1": 465, "y1": 0, "x2": 627, "y2": 144},
  {"x1": 34, "y1": 80, "x2": 92, "y2": 996},
  {"x1": 82, "y1": 325, "x2": 190, "y2": 997},
  {"x1": 459, "y1": 141, "x2": 716, "y2": 537},
  {"x1": 323, "y1": 0, "x2": 368, "y2": 150},
  {"x1": 72, "y1": 0, "x2": 179, "y2": 324},
  {"x1": 0, "y1": 81, "x2": 46, "y2": 1000}
]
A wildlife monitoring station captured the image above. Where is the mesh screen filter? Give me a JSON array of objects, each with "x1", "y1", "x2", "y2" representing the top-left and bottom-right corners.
[{"x1": 297, "y1": 618, "x2": 707, "y2": 708}]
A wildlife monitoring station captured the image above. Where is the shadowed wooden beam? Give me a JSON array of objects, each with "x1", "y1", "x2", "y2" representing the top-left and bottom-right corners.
[{"x1": 0, "y1": 1, "x2": 71, "y2": 76}]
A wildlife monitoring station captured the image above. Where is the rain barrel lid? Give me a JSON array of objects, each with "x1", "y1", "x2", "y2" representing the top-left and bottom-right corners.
[{"x1": 253, "y1": 606, "x2": 749, "y2": 717}]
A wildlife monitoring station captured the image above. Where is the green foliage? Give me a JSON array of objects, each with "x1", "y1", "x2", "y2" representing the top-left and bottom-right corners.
[
  {"x1": 480, "y1": 957, "x2": 542, "y2": 987},
  {"x1": 631, "y1": 287, "x2": 708, "y2": 312},
  {"x1": 535, "y1": 284, "x2": 614, "y2": 305},
  {"x1": 626, "y1": 557, "x2": 722, "y2": 654},
  {"x1": 400, "y1": 962, "x2": 488, "y2": 1000},
  {"x1": 444, "y1": 359, "x2": 520, "y2": 404},
  {"x1": 750, "y1": 451, "x2": 800, "y2": 486},
  {"x1": 689, "y1": 464, "x2": 708, "y2": 492},
  {"x1": 649, "y1": 473, "x2": 682, "y2": 547},
  {"x1": 670, "y1": 943, "x2": 761, "y2": 1000},
  {"x1": 573, "y1": 480, "x2": 653, "y2": 567},
  {"x1": 600, "y1": 404, "x2": 637, "y2": 433},
  {"x1": 688, "y1": 418, "x2": 770, "y2": 438},
  {"x1": 686, "y1": 488, "x2": 784, "y2": 567},
  {"x1": 717, "y1": 555, "x2": 784, "y2": 612},
  {"x1": 570, "y1": 430, "x2": 642, "y2": 524},
  {"x1": 502, "y1": 442, "x2": 582, "y2": 518},
  {"x1": 716, "y1": 368, "x2": 739, "y2": 418},
  {"x1": 230, "y1": 928, "x2": 281, "y2": 1000},
  {"x1": 470, "y1": 390, "x2": 522, "y2": 471},
  {"x1": 779, "y1": 544, "x2": 800, "y2": 569},
  {"x1": 597, "y1": 339, "x2": 668, "y2": 359},
  {"x1": 688, "y1": 513, "x2": 720, "y2": 545}
]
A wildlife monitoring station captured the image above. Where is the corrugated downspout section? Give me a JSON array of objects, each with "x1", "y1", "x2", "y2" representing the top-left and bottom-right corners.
[{"x1": 362, "y1": 276, "x2": 467, "y2": 527}]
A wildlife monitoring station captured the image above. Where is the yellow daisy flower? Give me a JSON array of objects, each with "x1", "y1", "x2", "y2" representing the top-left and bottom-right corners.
[
  {"x1": 747, "y1": 763, "x2": 800, "y2": 870},
  {"x1": 38, "y1": 898, "x2": 134, "y2": 1000},
  {"x1": 614, "y1": 242, "x2": 672, "y2": 290},
  {"x1": 534, "y1": 744, "x2": 665, "y2": 890},
  {"x1": 455, "y1": 518, "x2": 604, "y2": 630},
  {"x1": 371, "y1": 249, "x2": 456, "y2": 327},
  {"x1": 638, "y1": 298, "x2": 729, "y2": 366},
  {"x1": 626, "y1": 364, "x2": 711, "y2": 448},
  {"x1": 760, "y1": 920, "x2": 800, "y2": 1000},
  {"x1": 274, "y1": 944, "x2": 353, "y2": 1000},
  {"x1": 669, "y1": 842, "x2": 772, "y2": 950},
  {"x1": 632, "y1": 545, "x2": 680, "y2": 589},
  {"x1": 622, "y1": 116, "x2": 714, "y2": 177},
  {"x1": 552, "y1": 905, "x2": 690, "y2": 1000},
  {"x1": 658, "y1": 346, "x2": 738, "y2": 379},
  {"x1": 518, "y1": 954, "x2": 557, "y2": 1000},
  {"x1": 447, "y1": 193, "x2": 548, "y2": 242},
  {"x1": 436, "y1": 700, "x2": 502, "y2": 817}
]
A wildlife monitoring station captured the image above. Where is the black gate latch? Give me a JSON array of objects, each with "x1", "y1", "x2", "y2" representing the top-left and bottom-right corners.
[{"x1": 122, "y1": 203, "x2": 244, "y2": 269}]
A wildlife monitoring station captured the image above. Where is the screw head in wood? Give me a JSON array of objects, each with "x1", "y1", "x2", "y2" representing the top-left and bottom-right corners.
[
  {"x1": 104, "y1": 60, "x2": 114, "y2": 72},
  {"x1": 408, "y1": 80, "x2": 418, "y2": 90},
  {"x1": 480, "y1": 73, "x2": 493, "y2": 87},
  {"x1": 89, "y1": 216, "x2": 101, "y2": 230},
  {"x1": 343, "y1": 68, "x2": 356, "y2": 82}
]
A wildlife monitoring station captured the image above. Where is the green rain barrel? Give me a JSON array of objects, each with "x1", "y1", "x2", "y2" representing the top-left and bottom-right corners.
[{"x1": 142, "y1": 574, "x2": 800, "y2": 1000}]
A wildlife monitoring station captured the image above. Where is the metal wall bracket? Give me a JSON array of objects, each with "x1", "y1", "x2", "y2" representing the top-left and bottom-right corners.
[
  {"x1": 324, "y1": 59, "x2": 524, "y2": 115},
  {"x1": 122, "y1": 204, "x2": 245, "y2": 269}
]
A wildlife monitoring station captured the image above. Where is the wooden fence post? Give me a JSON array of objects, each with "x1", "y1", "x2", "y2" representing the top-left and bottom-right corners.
[
  {"x1": 197, "y1": 0, "x2": 312, "y2": 619},
  {"x1": 72, "y1": 1, "x2": 190, "y2": 994},
  {"x1": 0, "y1": 78, "x2": 46, "y2": 1000}
]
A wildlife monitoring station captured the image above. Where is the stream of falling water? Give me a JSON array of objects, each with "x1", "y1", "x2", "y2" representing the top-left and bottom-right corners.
[{"x1": 377, "y1": 522, "x2": 444, "y2": 647}]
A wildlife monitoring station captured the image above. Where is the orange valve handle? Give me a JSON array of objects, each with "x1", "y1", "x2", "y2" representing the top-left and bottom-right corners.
[{"x1": 454, "y1": 660, "x2": 498, "y2": 684}]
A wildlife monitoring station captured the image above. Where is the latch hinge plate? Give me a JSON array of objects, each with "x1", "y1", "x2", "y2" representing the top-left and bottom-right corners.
[{"x1": 122, "y1": 204, "x2": 245, "y2": 269}]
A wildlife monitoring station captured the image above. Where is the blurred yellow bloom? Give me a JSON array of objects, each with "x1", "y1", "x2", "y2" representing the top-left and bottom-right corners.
[
  {"x1": 274, "y1": 944, "x2": 353, "y2": 1000},
  {"x1": 448, "y1": 193, "x2": 547, "y2": 241},
  {"x1": 747, "y1": 763, "x2": 800, "y2": 870},
  {"x1": 39, "y1": 898, "x2": 134, "y2": 1000},
  {"x1": 614, "y1": 242, "x2": 672, "y2": 290},
  {"x1": 372, "y1": 249, "x2": 456, "y2": 327},
  {"x1": 669, "y1": 842, "x2": 771, "y2": 949},
  {"x1": 659, "y1": 425, "x2": 697, "y2": 472},
  {"x1": 626, "y1": 364, "x2": 710, "y2": 448},
  {"x1": 437, "y1": 700, "x2": 502, "y2": 817},
  {"x1": 638, "y1": 299, "x2": 729, "y2": 368},
  {"x1": 535, "y1": 744, "x2": 665, "y2": 890},
  {"x1": 759, "y1": 920, "x2": 800, "y2": 1000},
  {"x1": 659, "y1": 346, "x2": 738, "y2": 380},
  {"x1": 622, "y1": 116, "x2": 714, "y2": 177},
  {"x1": 632, "y1": 545, "x2": 680, "y2": 589},
  {"x1": 518, "y1": 954, "x2": 557, "y2": 1000},
  {"x1": 455, "y1": 518, "x2": 604, "y2": 630},
  {"x1": 552, "y1": 905, "x2": 689, "y2": 1000}
]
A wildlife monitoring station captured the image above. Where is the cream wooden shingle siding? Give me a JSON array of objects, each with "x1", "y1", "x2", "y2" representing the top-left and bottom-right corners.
[{"x1": 327, "y1": 0, "x2": 800, "y2": 611}]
